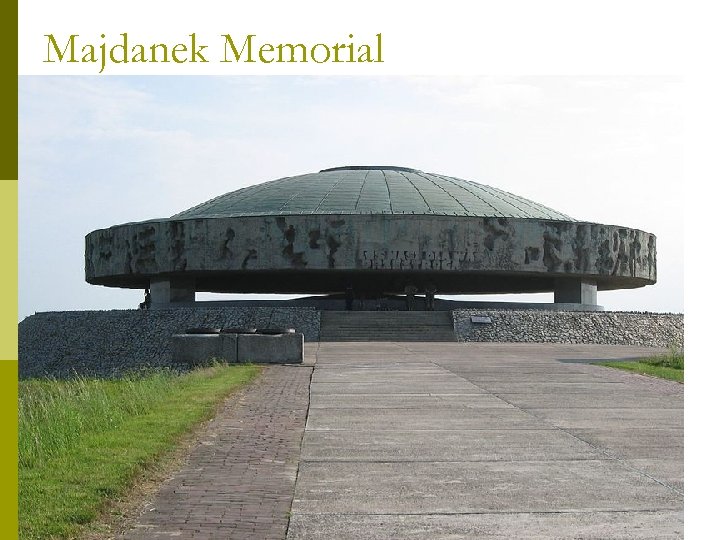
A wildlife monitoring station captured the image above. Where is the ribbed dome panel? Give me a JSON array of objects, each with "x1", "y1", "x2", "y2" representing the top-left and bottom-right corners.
[{"x1": 171, "y1": 167, "x2": 575, "y2": 221}]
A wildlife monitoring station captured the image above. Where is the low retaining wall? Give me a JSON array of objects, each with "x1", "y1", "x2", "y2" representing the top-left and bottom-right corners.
[
  {"x1": 452, "y1": 310, "x2": 683, "y2": 348},
  {"x1": 20, "y1": 306, "x2": 683, "y2": 377},
  {"x1": 19, "y1": 307, "x2": 320, "y2": 378},
  {"x1": 172, "y1": 333, "x2": 304, "y2": 366}
]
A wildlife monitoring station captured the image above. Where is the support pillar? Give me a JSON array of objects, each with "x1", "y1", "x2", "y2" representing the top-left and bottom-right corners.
[
  {"x1": 150, "y1": 279, "x2": 196, "y2": 306},
  {"x1": 554, "y1": 278, "x2": 597, "y2": 306}
]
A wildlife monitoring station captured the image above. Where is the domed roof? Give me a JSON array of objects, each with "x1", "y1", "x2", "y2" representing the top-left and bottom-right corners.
[{"x1": 171, "y1": 166, "x2": 575, "y2": 221}]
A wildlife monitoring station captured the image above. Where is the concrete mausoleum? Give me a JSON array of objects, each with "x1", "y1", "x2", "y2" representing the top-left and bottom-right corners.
[{"x1": 85, "y1": 166, "x2": 657, "y2": 310}]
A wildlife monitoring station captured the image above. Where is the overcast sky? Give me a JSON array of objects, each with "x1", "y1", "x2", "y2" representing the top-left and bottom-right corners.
[{"x1": 19, "y1": 76, "x2": 682, "y2": 319}]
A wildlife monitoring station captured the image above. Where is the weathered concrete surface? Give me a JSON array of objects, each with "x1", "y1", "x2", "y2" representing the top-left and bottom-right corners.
[
  {"x1": 171, "y1": 333, "x2": 237, "y2": 365},
  {"x1": 529, "y1": 407, "x2": 684, "y2": 429},
  {"x1": 309, "y1": 393, "x2": 512, "y2": 409},
  {"x1": 306, "y1": 408, "x2": 546, "y2": 431},
  {"x1": 309, "y1": 381, "x2": 482, "y2": 394},
  {"x1": 288, "y1": 512, "x2": 684, "y2": 540},
  {"x1": 301, "y1": 429, "x2": 605, "y2": 462},
  {"x1": 19, "y1": 307, "x2": 319, "y2": 378},
  {"x1": 85, "y1": 215, "x2": 655, "y2": 294},
  {"x1": 293, "y1": 460, "x2": 680, "y2": 514},
  {"x1": 288, "y1": 342, "x2": 683, "y2": 539},
  {"x1": 171, "y1": 333, "x2": 304, "y2": 365},
  {"x1": 236, "y1": 333, "x2": 304, "y2": 363},
  {"x1": 85, "y1": 168, "x2": 656, "y2": 296}
]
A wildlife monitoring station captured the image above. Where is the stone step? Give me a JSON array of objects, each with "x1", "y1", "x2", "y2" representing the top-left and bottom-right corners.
[
  {"x1": 322, "y1": 327, "x2": 453, "y2": 332},
  {"x1": 319, "y1": 337, "x2": 455, "y2": 342},
  {"x1": 320, "y1": 311, "x2": 456, "y2": 342},
  {"x1": 321, "y1": 330, "x2": 454, "y2": 335}
]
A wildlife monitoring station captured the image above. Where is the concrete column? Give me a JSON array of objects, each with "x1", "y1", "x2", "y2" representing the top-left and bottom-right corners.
[
  {"x1": 150, "y1": 279, "x2": 196, "y2": 305},
  {"x1": 554, "y1": 278, "x2": 597, "y2": 305}
]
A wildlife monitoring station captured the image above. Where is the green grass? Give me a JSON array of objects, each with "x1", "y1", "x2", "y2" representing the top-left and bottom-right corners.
[
  {"x1": 598, "y1": 349, "x2": 684, "y2": 383},
  {"x1": 19, "y1": 363, "x2": 261, "y2": 540}
]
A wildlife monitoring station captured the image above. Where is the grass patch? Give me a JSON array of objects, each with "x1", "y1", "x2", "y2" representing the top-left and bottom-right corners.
[
  {"x1": 19, "y1": 363, "x2": 261, "y2": 540},
  {"x1": 597, "y1": 349, "x2": 684, "y2": 383}
]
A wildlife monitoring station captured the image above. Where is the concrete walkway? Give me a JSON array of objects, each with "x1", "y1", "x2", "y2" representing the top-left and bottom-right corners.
[
  {"x1": 120, "y1": 343, "x2": 683, "y2": 539},
  {"x1": 288, "y1": 342, "x2": 683, "y2": 539}
]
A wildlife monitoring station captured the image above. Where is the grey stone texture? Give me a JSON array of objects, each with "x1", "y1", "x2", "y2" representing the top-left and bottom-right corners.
[
  {"x1": 84, "y1": 168, "x2": 659, "y2": 306},
  {"x1": 288, "y1": 342, "x2": 683, "y2": 539},
  {"x1": 171, "y1": 333, "x2": 304, "y2": 365},
  {"x1": 106, "y1": 340, "x2": 682, "y2": 539},
  {"x1": 85, "y1": 215, "x2": 655, "y2": 295},
  {"x1": 320, "y1": 310, "x2": 457, "y2": 341},
  {"x1": 554, "y1": 277, "x2": 597, "y2": 304},
  {"x1": 237, "y1": 332, "x2": 304, "y2": 363},
  {"x1": 19, "y1": 307, "x2": 682, "y2": 378},
  {"x1": 453, "y1": 309, "x2": 683, "y2": 348},
  {"x1": 170, "y1": 334, "x2": 238, "y2": 366},
  {"x1": 18, "y1": 307, "x2": 319, "y2": 378},
  {"x1": 288, "y1": 512, "x2": 684, "y2": 540}
]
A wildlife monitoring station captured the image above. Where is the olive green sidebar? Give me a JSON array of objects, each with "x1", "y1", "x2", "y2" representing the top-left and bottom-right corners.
[
  {"x1": 1, "y1": 0, "x2": 17, "y2": 178},
  {"x1": 1, "y1": 0, "x2": 19, "y2": 538}
]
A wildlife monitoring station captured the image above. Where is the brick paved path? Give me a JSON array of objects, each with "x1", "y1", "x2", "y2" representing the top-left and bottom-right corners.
[{"x1": 122, "y1": 364, "x2": 312, "y2": 540}]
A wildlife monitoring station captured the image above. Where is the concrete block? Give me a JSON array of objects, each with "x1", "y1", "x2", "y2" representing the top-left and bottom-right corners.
[
  {"x1": 219, "y1": 333, "x2": 237, "y2": 361},
  {"x1": 171, "y1": 333, "x2": 237, "y2": 365},
  {"x1": 172, "y1": 332, "x2": 304, "y2": 365},
  {"x1": 554, "y1": 278, "x2": 597, "y2": 304},
  {"x1": 150, "y1": 279, "x2": 196, "y2": 304},
  {"x1": 237, "y1": 333, "x2": 304, "y2": 364}
]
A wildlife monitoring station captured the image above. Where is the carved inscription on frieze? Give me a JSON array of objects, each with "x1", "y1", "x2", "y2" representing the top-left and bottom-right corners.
[{"x1": 361, "y1": 249, "x2": 480, "y2": 270}]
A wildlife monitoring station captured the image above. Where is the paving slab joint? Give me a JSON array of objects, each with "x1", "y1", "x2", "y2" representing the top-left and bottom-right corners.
[{"x1": 286, "y1": 363, "x2": 315, "y2": 537}]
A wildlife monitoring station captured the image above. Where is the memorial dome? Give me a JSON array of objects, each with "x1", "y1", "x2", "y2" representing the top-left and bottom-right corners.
[
  {"x1": 86, "y1": 166, "x2": 656, "y2": 307},
  {"x1": 171, "y1": 166, "x2": 575, "y2": 221}
]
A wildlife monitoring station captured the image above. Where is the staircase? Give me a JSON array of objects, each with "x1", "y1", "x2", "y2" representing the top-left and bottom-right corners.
[{"x1": 320, "y1": 311, "x2": 457, "y2": 342}]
